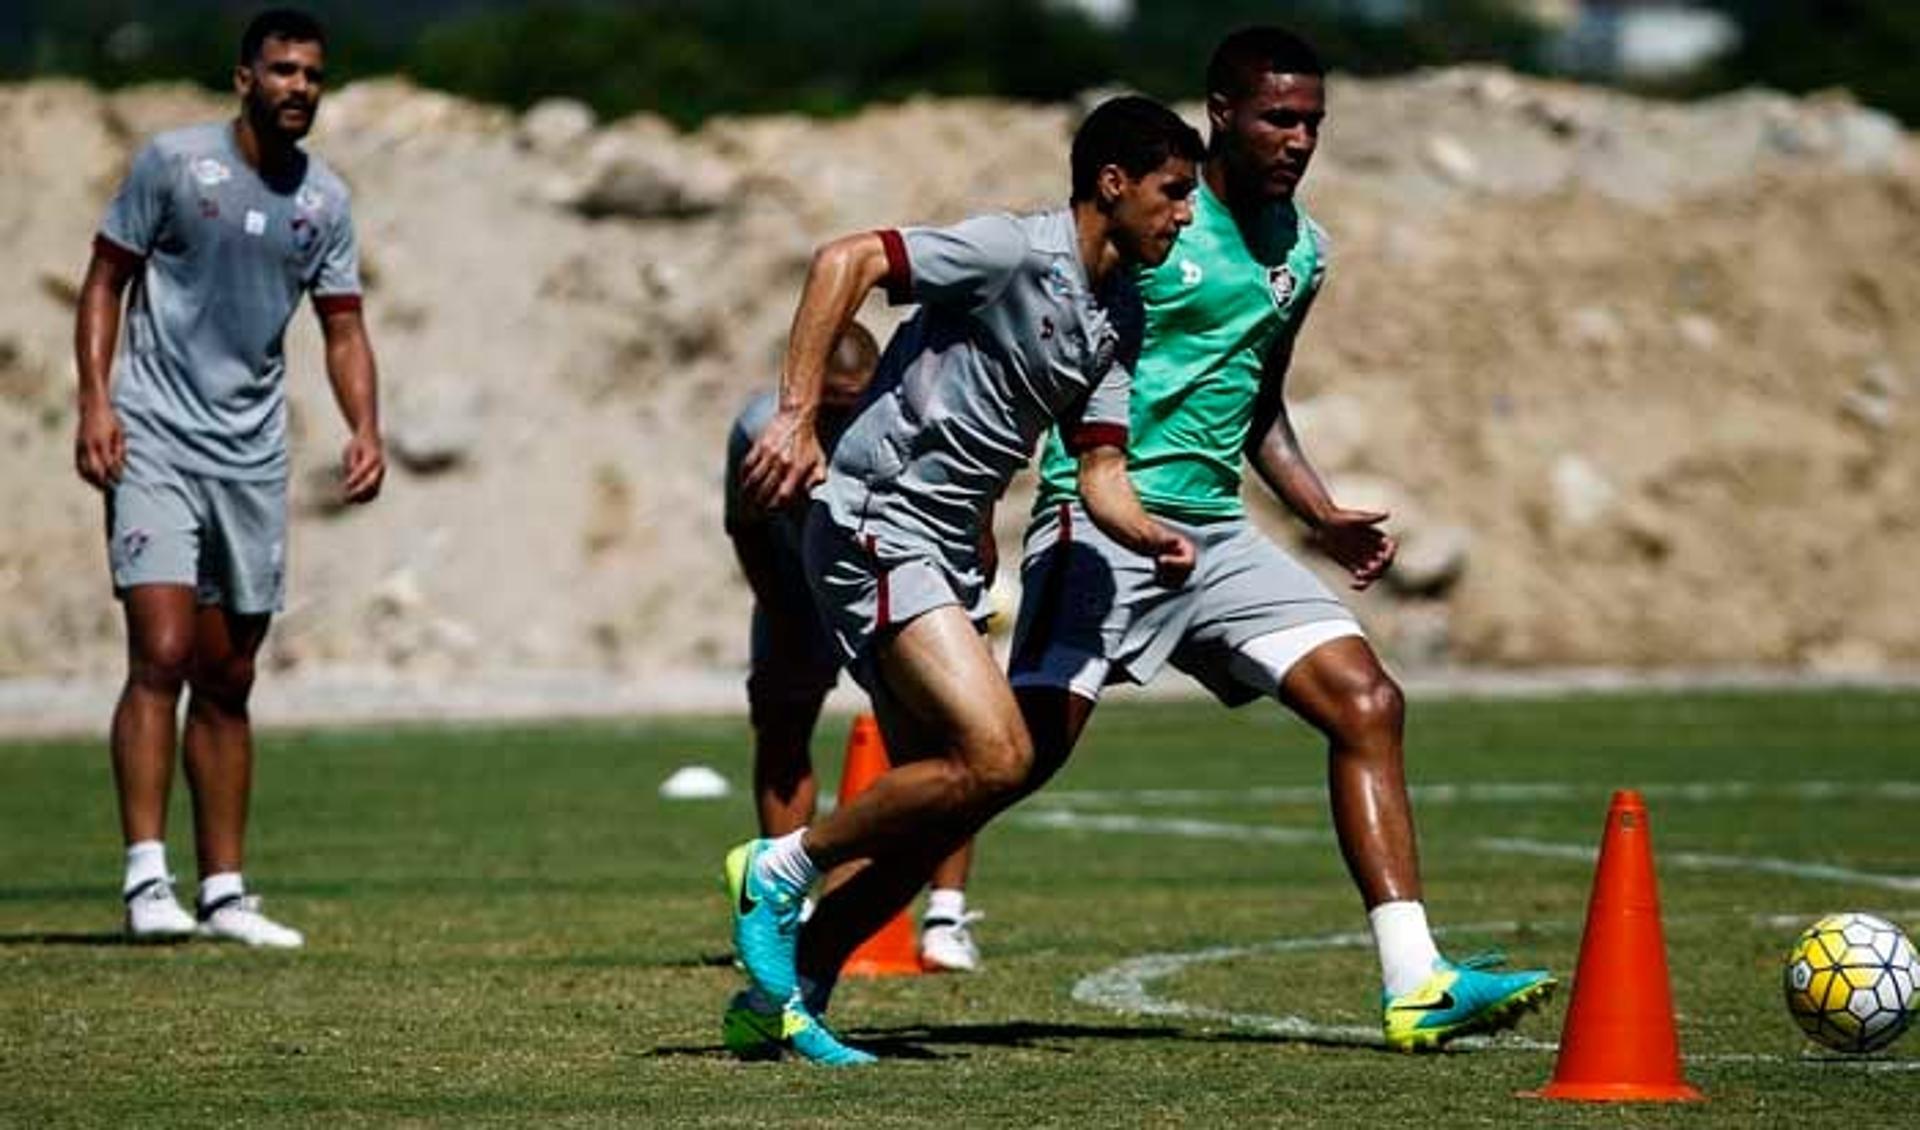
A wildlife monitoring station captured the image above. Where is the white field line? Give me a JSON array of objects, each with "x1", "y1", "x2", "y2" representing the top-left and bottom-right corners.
[
  {"x1": 1012, "y1": 809, "x2": 1920, "y2": 894},
  {"x1": 1479, "y1": 838, "x2": 1920, "y2": 894},
  {"x1": 1043, "y1": 780, "x2": 1920, "y2": 809},
  {"x1": 1070, "y1": 920, "x2": 1920, "y2": 1069}
]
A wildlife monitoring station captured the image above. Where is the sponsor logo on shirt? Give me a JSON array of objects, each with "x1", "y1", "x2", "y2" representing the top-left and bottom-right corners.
[
  {"x1": 191, "y1": 157, "x2": 231, "y2": 186},
  {"x1": 1267, "y1": 263, "x2": 1297, "y2": 310}
]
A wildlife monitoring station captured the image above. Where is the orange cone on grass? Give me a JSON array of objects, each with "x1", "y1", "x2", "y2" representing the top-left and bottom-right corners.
[
  {"x1": 835, "y1": 713, "x2": 922, "y2": 977},
  {"x1": 1525, "y1": 789, "x2": 1703, "y2": 1102}
]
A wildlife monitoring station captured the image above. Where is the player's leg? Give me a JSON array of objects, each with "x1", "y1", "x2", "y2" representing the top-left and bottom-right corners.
[
  {"x1": 746, "y1": 604, "x2": 831, "y2": 836},
  {"x1": 105, "y1": 458, "x2": 209, "y2": 938},
  {"x1": 113, "y1": 584, "x2": 200, "y2": 938},
  {"x1": 1276, "y1": 637, "x2": 1420, "y2": 909},
  {"x1": 183, "y1": 474, "x2": 300, "y2": 948},
  {"x1": 1270, "y1": 634, "x2": 1553, "y2": 1049},
  {"x1": 918, "y1": 840, "x2": 981, "y2": 972}
]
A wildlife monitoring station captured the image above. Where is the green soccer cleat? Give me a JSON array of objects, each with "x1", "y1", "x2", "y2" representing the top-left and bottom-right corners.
[
  {"x1": 724, "y1": 840, "x2": 805, "y2": 1005},
  {"x1": 721, "y1": 992, "x2": 874, "y2": 1066},
  {"x1": 1381, "y1": 952, "x2": 1557, "y2": 1053}
]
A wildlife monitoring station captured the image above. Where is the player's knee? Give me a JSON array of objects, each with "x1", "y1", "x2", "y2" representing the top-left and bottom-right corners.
[
  {"x1": 128, "y1": 631, "x2": 194, "y2": 694},
  {"x1": 1339, "y1": 674, "x2": 1405, "y2": 743},
  {"x1": 190, "y1": 655, "x2": 257, "y2": 713},
  {"x1": 968, "y1": 727, "x2": 1035, "y2": 802}
]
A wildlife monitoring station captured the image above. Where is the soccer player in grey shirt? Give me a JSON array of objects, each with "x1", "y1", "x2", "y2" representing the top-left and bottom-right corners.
[
  {"x1": 722, "y1": 323, "x2": 987, "y2": 978},
  {"x1": 73, "y1": 8, "x2": 383, "y2": 948},
  {"x1": 722, "y1": 96, "x2": 1202, "y2": 1064}
]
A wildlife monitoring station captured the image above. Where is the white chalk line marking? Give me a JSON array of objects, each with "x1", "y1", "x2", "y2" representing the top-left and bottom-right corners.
[
  {"x1": 1044, "y1": 780, "x2": 1920, "y2": 809},
  {"x1": 1481, "y1": 838, "x2": 1920, "y2": 894},
  {"x1": 1070, "y1": 920, "x2": 1920, "y2": 1069},
  {"x1": 1012, "y1": 809, "x2": 1920, "y2": 893}
]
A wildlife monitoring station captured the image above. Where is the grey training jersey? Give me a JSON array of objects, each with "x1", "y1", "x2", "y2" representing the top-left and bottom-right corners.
[
  {"x1": 96, "y1": 121, "x2": 362, "y2": 481},
  {"x1": 724, "y1": 387, "x2": 855, "y2": 560},
  {"x1": 817, "y1": 208, "x2": 1136, "y2": 565}
]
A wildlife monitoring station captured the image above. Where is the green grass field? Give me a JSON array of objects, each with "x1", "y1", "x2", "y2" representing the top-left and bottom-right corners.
[{"x1": 3, "y1": 690, "x2": 1917, "y2": 1126}]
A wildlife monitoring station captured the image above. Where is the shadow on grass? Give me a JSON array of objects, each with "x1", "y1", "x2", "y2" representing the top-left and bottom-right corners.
[
  {"x1": 0, "y1": 931, "x2": 186, "y2": 947},
  {"x1": 647, "y1": 1018, "x2": 1400, "y2": 1061}
]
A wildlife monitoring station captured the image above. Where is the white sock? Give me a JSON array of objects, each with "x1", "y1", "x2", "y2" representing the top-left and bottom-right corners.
[
  {"x1": 199, "y1": 871, "x2": 245, "y2": 912},
  {"x1": 755, "y1": 829, "x2": 818, "y2": 894},
  {"x1": 924, "y1": 887, "x2": 967, "y2": 924},
  {"x1": 123, "y1": 841, "x2": 169, "y2": 895},
  {"x1": 1370, "y1": 900, "x2": 1442, "y2": 997}
]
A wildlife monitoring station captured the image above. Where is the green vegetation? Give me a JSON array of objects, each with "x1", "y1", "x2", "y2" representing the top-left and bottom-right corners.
[{"x1": 3, "y1": 691, "x2": 1916, "y2": 1125}]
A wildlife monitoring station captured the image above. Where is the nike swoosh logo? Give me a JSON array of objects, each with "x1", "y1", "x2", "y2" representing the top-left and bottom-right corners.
[
  {"x1": 1393, "y1": 991, "x2": 1456, "y2": 1013},
  {"x1": 738, "y1": 879, "x2": 757, "y2": 918}
]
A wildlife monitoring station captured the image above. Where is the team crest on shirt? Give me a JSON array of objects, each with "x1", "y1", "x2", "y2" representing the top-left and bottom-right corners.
[
  {"x1": 296, "y1": 185, "x2": 326, "y2": 214},
  {"x1": 290, "y1": 215, "x2": 320, "y2": 253},
  {"x1": 1179, "y1": 259, "x2": 1203, "y2": 287},
  {"x1": 191, "y1": 157, "x2": 231, "y2": 187},
  {"x1": 1267, "y1": 263, "x2": 1298, "y2": 310}
]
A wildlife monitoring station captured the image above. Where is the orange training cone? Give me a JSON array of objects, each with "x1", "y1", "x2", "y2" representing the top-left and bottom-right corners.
[
  {"x1": 1524, "y1": 789, "x2": 1703, "y2": 1102},
  {"x1": 836, "y1": 713, "x2": 922, "y2": 977}
]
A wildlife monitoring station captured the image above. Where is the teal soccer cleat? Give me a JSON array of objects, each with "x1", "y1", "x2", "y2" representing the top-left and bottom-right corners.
[
  {"x1": 724, "y1": 840, "x2": 806, "y2": 1005},
  {"x1": 1381, "y1": 952, "x2": 1556, "y2": 1053}
]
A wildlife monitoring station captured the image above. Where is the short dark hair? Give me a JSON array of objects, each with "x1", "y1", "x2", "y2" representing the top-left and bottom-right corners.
[
  {"x1": 828, "y1": 321, "x2": 880, "y2": 377},
  {"x1": 1207, "y1": 26, "x2": 1324, "y2": 103},
  {"x1": 1069, "y1": 95, "x2": 1205, "y2": 202},
  {"x1": 240, "y1": 8, "x2": 326, "y2": 64}
]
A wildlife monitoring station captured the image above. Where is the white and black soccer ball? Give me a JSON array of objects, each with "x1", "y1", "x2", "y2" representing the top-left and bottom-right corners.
[{"x1": 1783, "y1": 912, "x2": 1919, "y2": 1054}]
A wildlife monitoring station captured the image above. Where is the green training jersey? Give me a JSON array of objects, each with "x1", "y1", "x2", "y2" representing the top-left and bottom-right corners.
[{"x1": 1033, "y1": 177, "x2": 1327, "y2": 521}]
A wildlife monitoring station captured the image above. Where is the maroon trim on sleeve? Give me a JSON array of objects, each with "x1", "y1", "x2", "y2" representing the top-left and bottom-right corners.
[
  {"x1": 1064, "y1": 423, "x2": 1128, "y2": 455},
  {"x1": 313, "y1": 293, "x2": 364, "y2": 316},
  {"x1": 92, "y1": 233, "x2": 145, "y2": 270},
  {"x1": 876, "y1": 229, "x2": 911, "y2": 305}
]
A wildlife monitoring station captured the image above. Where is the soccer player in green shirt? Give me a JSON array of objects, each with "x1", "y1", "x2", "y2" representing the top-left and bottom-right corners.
[{"x1": 1009, "y1": 27, "x2": 1555, "y2": 1052}]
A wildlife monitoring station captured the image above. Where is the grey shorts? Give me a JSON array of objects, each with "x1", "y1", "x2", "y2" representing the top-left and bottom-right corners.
[
  {"x1": 1008, "y1": 501, "x2": 1358, "y2": 707},
  {"x1": 105, "y1": 454, "x2": 287, "y2": 615},
  {"x1": 802, "y1": 502, "x2": 988, "y2": 690}
]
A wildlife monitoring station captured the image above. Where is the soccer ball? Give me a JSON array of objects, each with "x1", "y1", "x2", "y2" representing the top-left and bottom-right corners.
[{"x1": 1782, "y1": 912, "x2": 1919, "y2": 1053}]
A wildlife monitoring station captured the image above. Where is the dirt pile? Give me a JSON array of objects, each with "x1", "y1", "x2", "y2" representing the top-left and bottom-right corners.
[{"x1": 0, "y1": 69, "x2": 1914, "y2": 686}]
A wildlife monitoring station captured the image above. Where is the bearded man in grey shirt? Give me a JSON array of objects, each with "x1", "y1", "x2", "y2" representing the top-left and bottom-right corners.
[{"x1": 73, "y1": 8, "x2": 384, "y2": 948}]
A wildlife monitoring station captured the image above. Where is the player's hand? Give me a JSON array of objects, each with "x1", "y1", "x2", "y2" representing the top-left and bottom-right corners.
[
  {"x1": 1152, "y1": 529, "x2": 1196, "y2": 589},
  {"x1": 1312, "y1": 507, "x2": 1395, "y2": 591},
  {"x1": 341, "y1": 428, "x2": 385, "y2": 504},
  {"x1": 741, "y1": 409, "x2": 824, "y2": 510},
  {"x1": 74, "y1": 401, "x2": 126, "y2": 490}
]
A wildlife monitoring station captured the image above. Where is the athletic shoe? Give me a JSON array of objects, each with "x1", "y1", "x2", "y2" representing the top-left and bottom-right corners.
[
  {"x1": 722, "y1": 991, "x2": 786, "y2": 1062},
  {"x1": 1381, "y1": 952, "x2": 1555, "y2": 1052},
  {"x1": 723, "y1": 995, "x2": 872, "y2": 1067},
  {"x1": 124, "y1": 876, "x2": 196, "y2": 940},
  {"x1": 919, "y1": 910, "x2": 984, "y2": 972},
  {"x1": 722, "y1": 981, "x2": 838, "y2": 1061},
  {"x1": 197, "y1": 893, "x2": 304, "y2": 949},
  {"x1": 724, "y1": 840, "x2": 805, "y2": 1004}
]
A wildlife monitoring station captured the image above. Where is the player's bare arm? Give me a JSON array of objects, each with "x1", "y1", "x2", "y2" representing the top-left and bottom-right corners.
[
  {"x1": 1245, "y1": 339, "x2": 1394, "y2": 590},
  {"x1": 743, "y1": 233, "x2": 891, "y2": 510},
  {"x1": 72, "y1": 248, "x2": 138, "y2": 489},
  {"x1": 318, "y1": 304, "x2": 384, "y2": 504},
  {"x1": 1077, "y1": 444, "x2": 1196, "y2": 587}
]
